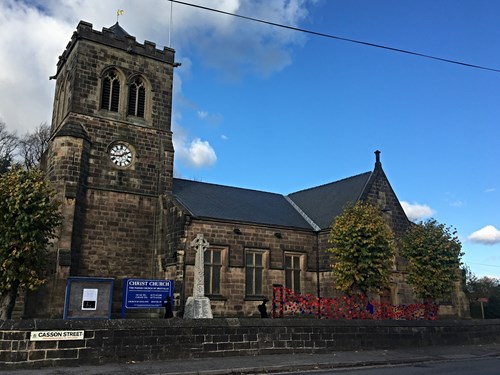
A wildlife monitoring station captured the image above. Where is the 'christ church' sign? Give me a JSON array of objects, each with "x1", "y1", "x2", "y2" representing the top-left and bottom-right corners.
[{"x1": 121, "y1": 278, "x2": 174, "y2": 318}]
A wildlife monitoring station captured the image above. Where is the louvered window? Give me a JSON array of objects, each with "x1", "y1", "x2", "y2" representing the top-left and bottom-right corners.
[
  {"x1": 101, "y1": 71, "x2": 120, "y2": 112},
  {"x1": 128, "y1": 78, "x2": 145, "y2": 117}
]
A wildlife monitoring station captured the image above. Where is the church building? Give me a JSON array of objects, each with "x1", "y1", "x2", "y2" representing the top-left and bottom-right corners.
[{"x1": 26, "y1": 21, "x2": 465, "y2": 318}]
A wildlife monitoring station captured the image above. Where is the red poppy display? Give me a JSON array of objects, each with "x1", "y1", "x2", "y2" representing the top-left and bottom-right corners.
[{"x1": 272, "y1": 286, "x2": 438, "y2": 320}]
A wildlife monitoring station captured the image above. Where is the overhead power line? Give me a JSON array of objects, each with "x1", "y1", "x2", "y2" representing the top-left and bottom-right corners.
[
  {"x1": 168, "y1": 0, "x2": 500, "y2": 74},
  {"x1": 468, "y1": 262, "x2": 500, "y2": 269}
]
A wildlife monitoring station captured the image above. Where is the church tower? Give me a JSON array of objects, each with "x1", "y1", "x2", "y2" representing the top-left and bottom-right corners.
[{"x1": 26, "y1": 21, "x2": 176, "y2": 317}]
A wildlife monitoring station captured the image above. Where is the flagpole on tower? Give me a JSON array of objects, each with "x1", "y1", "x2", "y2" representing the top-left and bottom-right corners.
[{"x1": 168, "y1": 0, "x2": 173, "y2": 47}]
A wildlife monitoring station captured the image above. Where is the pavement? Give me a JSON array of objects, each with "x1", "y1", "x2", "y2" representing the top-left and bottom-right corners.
[{"x1": 3, "y1": 343, "x2": 500, "y2": 375}]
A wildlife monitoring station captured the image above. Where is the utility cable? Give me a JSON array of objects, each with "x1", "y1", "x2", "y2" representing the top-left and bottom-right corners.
[
  {"x1": 168, "y1": 0, "x2": 500, "y2": 74},
  {"x1": 468, "y1": 262, "x2": 500, "y2": 269}
]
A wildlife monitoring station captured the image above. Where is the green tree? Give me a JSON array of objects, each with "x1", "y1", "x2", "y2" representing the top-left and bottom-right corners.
[
  {"x1": 462, "y1": 270, "x2": 500, "y2": 319},
  {"x1": 0, "y1": 167, "x2": 61, "y2": 319},
  {"x1": 328, "y1": 202, "x2": 395, "y2": 295},
  {"x1": 400, "y1": 219, "x2": 463, "y2": 301}
]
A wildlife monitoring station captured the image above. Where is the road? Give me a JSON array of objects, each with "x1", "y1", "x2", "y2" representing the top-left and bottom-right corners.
[
  {"x1": 286, "y1": 357, "x2": 500, "y2": 375},
  {"x1": 3, "y1": 344, "x2": 500, "y2": 375}
]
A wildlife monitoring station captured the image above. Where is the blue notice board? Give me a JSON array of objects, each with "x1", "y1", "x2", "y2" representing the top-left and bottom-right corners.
[{"x1": 121, "y1": 278, "x2": 174, "y2": 318}]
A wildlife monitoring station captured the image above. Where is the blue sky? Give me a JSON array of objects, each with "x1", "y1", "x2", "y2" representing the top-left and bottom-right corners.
[{"x1": 0, "y1": 0, "x2": 499, "y2": 278}]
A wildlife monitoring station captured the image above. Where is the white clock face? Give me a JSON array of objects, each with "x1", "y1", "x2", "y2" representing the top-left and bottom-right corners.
[{"x1": 109, "y1": 143, "x2": 133, "y2": 167}]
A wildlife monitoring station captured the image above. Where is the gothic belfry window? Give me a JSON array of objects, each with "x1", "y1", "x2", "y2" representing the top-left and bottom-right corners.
[
  {"x1": 128, "y1": 77, "x2": 145, "y2": 118},
  {"x1": 101, "y1": 70, "x2": 120, "y2": 112}
]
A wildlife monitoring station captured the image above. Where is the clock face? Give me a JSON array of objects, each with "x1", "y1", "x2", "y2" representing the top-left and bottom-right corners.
[{"x1": 109, "y1": 143, "x2": 133, "y2": 167}]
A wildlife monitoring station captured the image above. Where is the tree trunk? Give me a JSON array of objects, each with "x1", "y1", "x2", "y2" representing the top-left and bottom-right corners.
[{"x1": 0, "y1": 280, "x2": 20, "y2": 319}]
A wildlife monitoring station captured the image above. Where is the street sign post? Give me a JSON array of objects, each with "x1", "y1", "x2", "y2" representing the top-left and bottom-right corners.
[{"x1": 478, "y1": 297, "x2": 488, "y2": 320}]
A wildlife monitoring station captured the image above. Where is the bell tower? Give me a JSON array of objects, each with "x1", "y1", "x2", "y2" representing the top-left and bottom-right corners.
[{"x1": 27, "y1": 21, "x2": 176, "y2": 317}]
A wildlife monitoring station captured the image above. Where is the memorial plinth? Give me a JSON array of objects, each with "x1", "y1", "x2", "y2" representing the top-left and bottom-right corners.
[{"x1": 184, "y1": 296, "x2": 213, "y2": 319}]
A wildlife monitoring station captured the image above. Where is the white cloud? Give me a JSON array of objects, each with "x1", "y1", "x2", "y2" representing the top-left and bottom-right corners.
[
  {"x1": 173, "y1": 124, "x2": 217, "y2": 168},
  {"x1": 400, "y1": 201, "x2": 435, "y2": 222},
  {"x1": 171, "y1": 0, "x2": 318, "y2": 79},
  {"x1": 181, "y1": 138, "x2": 217, "y2": 168},
  {"x1": 0, "y1": 0, "x2": 319, "y2": 166},
  {"x1": 449, "y1": 200, "x2": 464, "y2": 208},
  {"x1": 195, "y1": 110, "x2": 223, "y2": 124},
  {"x1": 221, "y1": 134, "x2": 229, "y2": 140},
  {"x1": 0, "y1": 1, "x2": 73, "y2": 133},
  {"x1": 468, "y1": 226, "x2": 500, "y2": 245},
  {"x1": 197, "y1": 111, "x2": 208, "y2": 119},
  {"x1": 485, "y1": 188, "x2": 496, "y2": 193}
]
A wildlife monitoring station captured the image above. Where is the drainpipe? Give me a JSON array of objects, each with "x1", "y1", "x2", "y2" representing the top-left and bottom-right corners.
[{"x1": 316, "y1": 232, "x2": 322, "y2": 318}]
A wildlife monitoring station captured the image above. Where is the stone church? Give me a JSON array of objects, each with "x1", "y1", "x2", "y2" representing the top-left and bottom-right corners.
[{"x1": 25, "y1": 21, "x2": 466, "y2": 318}]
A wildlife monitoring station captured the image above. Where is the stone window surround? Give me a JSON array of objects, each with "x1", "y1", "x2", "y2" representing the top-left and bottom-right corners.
[
  {"x1": 284, "y1": 251, "x2": 305, "y2": 293},
  {"x1": 204, "y1": 246, "x2": 228, "y2": 300},
  {"x1": 244, "y1": 248, "x2": 268, "y2": 298},
  {"x1": 99, "y1": 67, "x2": 152, "y2": 124}
]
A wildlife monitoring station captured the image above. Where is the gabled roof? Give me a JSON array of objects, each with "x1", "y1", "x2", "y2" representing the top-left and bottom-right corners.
[
  {"x1": 172, "y1": 170, "x2": 373, "y2": 231},
  {"x1": 287, "y1": 172, "x2": 372, "y2": 230},
  {"x1": 172, "y1": 179, "x2": 313, "y2": 230},
  {"x1": 170, "y1": 152, "x2": 402, "y2": 232}
]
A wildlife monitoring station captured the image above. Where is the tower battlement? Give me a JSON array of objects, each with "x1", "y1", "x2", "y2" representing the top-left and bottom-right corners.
[{"x1": 54, "y1": 21, "x2": 175, "y2": 79}]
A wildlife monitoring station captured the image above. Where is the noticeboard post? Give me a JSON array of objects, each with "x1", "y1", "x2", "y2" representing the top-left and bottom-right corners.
[{"x1": 121, "y1": 278, "x2": 174, "y2": 319}]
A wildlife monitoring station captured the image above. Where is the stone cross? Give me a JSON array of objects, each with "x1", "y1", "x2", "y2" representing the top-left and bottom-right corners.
[
  {"x1": 191, "y1": 233, "x2": 209, "y2": 298},
  {"x1": 184, "y1": 234, "x2": 213, "y2": 319}
]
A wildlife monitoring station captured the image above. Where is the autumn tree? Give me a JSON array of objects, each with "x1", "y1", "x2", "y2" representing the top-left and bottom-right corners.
[
  {"x1": 0, "y1": 167, "x2": 61, "y2": 319},
  {"x1": 400, "y1": 219, "x2": 463, "y2": 301},
  {"x1": 328, "y1": 202, "x2": 395, "y2": 295}
]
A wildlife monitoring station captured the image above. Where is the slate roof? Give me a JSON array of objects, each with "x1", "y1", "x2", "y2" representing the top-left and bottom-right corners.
[
  {"x1": 172, "y1": 171, "x2": 373, "y2": 231},
  {"x1": 108, "y1": 22, "x2": 130, "y2": 39},
  {"x1": 287, "y1": 172, "x2": 372, "y2": 230},
  {"x1": 172, "y1": 179, "x2": 313, "y2": 229}
]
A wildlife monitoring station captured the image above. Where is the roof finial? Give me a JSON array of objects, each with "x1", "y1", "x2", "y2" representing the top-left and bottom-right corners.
[{"x1": 374, "y1": 150, "x2": 382, "y2": 169}]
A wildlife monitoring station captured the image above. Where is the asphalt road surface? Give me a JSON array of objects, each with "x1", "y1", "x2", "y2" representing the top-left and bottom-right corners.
[{"x1": 287, "y1": 356, "x2": 500, "y2": 375}]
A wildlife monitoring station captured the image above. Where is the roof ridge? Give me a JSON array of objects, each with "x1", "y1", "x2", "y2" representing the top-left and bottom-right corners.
[
  {"x1": 285, "y1": 196, "x2": 321, "y2": 231},
  {"x1": 288, "y1": 171, "x2": 372, "y2": 195}
]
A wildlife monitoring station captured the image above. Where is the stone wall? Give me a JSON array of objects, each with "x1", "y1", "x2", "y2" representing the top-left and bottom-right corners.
[
  {"x1": 1, "y1": 318, "x2": 499, "y2": 369},
  {"x1": 180, "y1": 220, "x2": 318, "y2": 316}
]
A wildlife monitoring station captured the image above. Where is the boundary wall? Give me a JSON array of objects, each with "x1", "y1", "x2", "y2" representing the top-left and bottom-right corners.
[{"x1": 1, "y1": 318, "x2": 499, "y2": 369}]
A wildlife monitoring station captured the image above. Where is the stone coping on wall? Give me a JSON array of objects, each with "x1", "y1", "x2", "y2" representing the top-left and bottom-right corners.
[{"x1": 1, "y1": 317, "x2": 499, "y2": 330}]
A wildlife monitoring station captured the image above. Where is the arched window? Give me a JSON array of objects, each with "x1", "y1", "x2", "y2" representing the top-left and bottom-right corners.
[
  {"x1": 56, "y1": 77, "x2": 68, "y2": 126},
  {"x1": 101, "y1": 71, "x2": 120, "y2": 112},
  {"x1": 128, "y1": 77, "x2": 146, "y2": 118}
]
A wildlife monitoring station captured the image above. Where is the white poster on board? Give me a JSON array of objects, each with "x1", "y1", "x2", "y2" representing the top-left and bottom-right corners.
[{"x1": 82, "y1": 288, "x2": 98, "y2": 310}]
